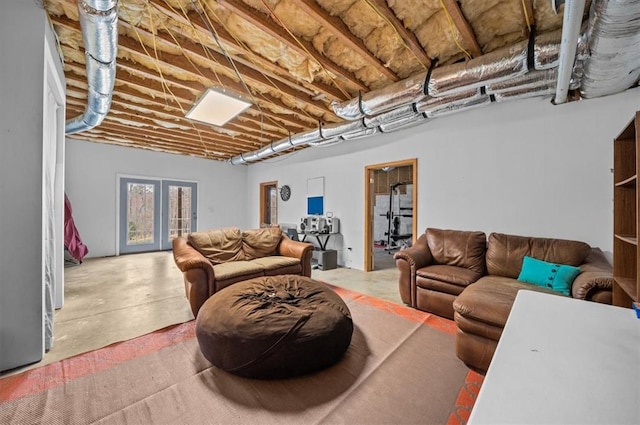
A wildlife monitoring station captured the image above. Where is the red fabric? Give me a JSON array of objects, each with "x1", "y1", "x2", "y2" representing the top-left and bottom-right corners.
[{"x1": 64, "y1": 194, "x2": 88, "y2": 262}]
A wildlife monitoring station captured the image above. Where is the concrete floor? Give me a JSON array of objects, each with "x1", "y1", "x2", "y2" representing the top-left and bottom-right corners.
[{"x1": 5, "y1": 251, "x2": 402, "y2": 376}]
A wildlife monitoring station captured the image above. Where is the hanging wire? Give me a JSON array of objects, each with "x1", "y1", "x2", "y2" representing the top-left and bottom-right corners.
[
  {"x1": 362, "y1": 0, "x2": 428, "y2": 71},
  {"x1": 150, "y1": 0, "x2": 288, "y2": 151},
  {"x1": 118, "y1": 0, "x2": 213, "y2": 157},
  {"x1": 157, "y1": 20, "x2": 287, "y2": 143},
  {"x1": 438, "y1": 0, "x2": 472, "y2": 60},
  {"x1": 258, "y1": 0, "x2": 352, "y2": 99},
  {"x1": 159, "y1": 20, "x2": 224, "y2": 86},
  {"x1": 521, "y1": 0, "x2": 532, "y2": 31},
  {"x1": 162, "y1": 0, "x2": 324, "y2": 134},
  {"x1": 119, "y1": 2, "x2": 182, "y2": 112},
  {"x1": 191, "y1": 0, "x2": 300, "y2": 137}
]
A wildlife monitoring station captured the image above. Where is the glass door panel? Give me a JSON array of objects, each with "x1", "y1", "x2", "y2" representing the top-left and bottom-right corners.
[
  {"x1": 119, "y1": 178, "x2": 160, "y2": 254},
  {"x1": 161, "y1": 180, "x2": 197, "y2": 250}
]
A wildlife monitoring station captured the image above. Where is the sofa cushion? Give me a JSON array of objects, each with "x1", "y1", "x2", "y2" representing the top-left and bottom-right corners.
[
  {"x1": 242, "y1": 227, "x2": 282, "y2": 260},
  {"x1": 416, "y1": 264, "x2": 482, "y2": 288},
  {"x1": 426, "y1": 228, "x2": 486, "y2": 275},
  {"x1": 485, "y1": 233, "x2": 591, "y2": 279},
  {"x1": 453, "y1": 276, "x2": 563, "y2": 328},
  {"x1": 517, "y1": 256, "x2": 581, "y2": 296},
  {"x1": 188, "y1": 228, "x2": 243, "y2": 264},
  {"x1": 212, "y1": 261, "x2": 265, "y2": 281},
  {"x1": 251, "y1": 256, "x2": 300, "y2": 271}
]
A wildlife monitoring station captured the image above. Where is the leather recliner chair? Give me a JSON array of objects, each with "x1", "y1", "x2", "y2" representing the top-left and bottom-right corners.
[{"x1": 394, "y1": 228, "x2": 487, "y2": 319}]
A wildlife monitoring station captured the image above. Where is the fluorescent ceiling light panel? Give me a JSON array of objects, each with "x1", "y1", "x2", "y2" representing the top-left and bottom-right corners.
[{"x1": 186, "y1": 88, "x2": 251, "y2": 126}]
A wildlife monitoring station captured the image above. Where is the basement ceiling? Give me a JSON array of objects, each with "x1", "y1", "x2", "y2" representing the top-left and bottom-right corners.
[{"x1": 44, "y1": 0, "x2": 594, "y2": 162}]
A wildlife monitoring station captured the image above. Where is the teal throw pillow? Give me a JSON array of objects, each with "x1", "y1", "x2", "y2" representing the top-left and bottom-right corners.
[{"x1": 517, "y1": 256, "x2": 581, "y2": 296}]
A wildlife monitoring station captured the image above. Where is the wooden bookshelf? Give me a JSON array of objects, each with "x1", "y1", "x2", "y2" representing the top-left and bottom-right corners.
[{"x1": 612, "y1": 111, "x2": 640, "y2": 307}]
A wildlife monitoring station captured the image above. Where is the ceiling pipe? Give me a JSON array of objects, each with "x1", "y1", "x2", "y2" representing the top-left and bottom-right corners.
[
  {"x1": 553, "y1": 0, "x2": 586, "y2": 104},
  {"x1": 228, "y1": 0, "x2": 633, "y2": 165},
  {"x1": 580, "y1": 0, "x2": 640, "y2": 98},
  {"x1": 65, "y1": 0, "x2": 118, "y2": 134}
]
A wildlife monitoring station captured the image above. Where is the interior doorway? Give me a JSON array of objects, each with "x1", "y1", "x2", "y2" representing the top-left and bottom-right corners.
[
  {"x1": 260, "y1": 181, "x2": 278, "y2": 227},
  {"x1": 364, "y1": 159, "x2": 417, "y2": 271}
]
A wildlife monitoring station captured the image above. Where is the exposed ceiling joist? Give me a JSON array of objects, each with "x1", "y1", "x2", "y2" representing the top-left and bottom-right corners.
[
  {"x1": 440, "y1": 0, "x2": 482, "y2": 58},
  {"x1": 145, "y1": 0, "x2": 348, "y2": 101},
  {"x1": 364, "y1": 0, "x2": 432, "y2": 69},
  {"x1": 294, "y1": 0, "x2": 399, "y2": 81},
  {"x1": 45, "y1": 0, "x2": 635, "y2": 163},
  {"x1": 216, "y1": 0, "x2": 369, "y2": 92}
]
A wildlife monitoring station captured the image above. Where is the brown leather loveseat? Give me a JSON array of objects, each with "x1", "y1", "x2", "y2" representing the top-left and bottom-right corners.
[
  {"x1": 173, "y1": 227, "x2": 313, "y2": 316},
  {"x1": 394, "y1": 228, "x2": 613, "y2": 373}
]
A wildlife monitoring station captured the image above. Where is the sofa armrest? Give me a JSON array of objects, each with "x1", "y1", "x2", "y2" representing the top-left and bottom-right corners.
[
  {"x1": 172, "y1": 237, "x2": 214, "y2": 274},
  {"x1": 393, "y1": 233, "x2": 433, "y2": 269},
  {"x1": 393, "y1": 234, "x2": 432, "y2": 306},
  {"x1": 571, "y1": 248, "x2": 613, "y2": 302},
  {"x1": 278, "y1": 237, "x2": 314, "y2": 277},
  {"x1": 172, "y1": 237, "x2": 215, "y2": 314}
]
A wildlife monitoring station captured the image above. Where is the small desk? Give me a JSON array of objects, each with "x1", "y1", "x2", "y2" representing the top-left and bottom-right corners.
[
  {"x1": 300, "y1": 232, "x2": 331, "y2": 251},
  {"x1": 469, "y1": 290, "x2": 640, "y2": 425}
]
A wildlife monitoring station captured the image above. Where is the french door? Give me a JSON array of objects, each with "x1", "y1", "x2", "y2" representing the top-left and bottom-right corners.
[{"x1": 119, "y1": 177, "x2": 197, "y2": 254}]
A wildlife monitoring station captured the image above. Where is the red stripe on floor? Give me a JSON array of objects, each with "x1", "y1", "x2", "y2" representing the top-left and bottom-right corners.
[{"x1": 446, "y1": 370, "x2": 484, "y2": 425}]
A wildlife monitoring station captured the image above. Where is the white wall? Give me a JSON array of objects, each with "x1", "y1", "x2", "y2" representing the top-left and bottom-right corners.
[
  {"x1": 247, "y1": 88, "x2": 640, "y2": 270},
  {"x1": 0, "y1": 4, "x2": 56, "y2": 371},
  {"x1": 65, "y1": 140, "x2": 249, "y2": 258}
]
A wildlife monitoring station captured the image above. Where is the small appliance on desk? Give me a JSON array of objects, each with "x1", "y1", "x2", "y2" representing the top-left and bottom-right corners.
[
  {"x1": 299, "y1": 215, "x2": 339, "y2": 234},
  {"x1": 299, "y1": 213, "x2": 340, "y2": 271}
]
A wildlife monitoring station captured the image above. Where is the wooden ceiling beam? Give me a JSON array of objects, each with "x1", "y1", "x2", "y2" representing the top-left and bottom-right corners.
[
  {"x1": 51, "y1": 16, "x2": 334, "y2": 123},
  {"x1": 89, "y1": 121, "x2": 241, "y2": 156},
  {"x1": 65, "y1": 60, "x2": 287, "y2": 140},
  {"x1": 116, "y1": 58, "x2": 330, "y2": 132},
  {"x1": 64, "y1": 66, "x2": 287, "y2": 142},
  {"x1": 145, "y1": 0, "x2": 348, "y2": 101},
  {"x1": 295, "y1": 0, "x2": 399, "y2": 81},
  {"x1": 70, "y1": 131, "x2": 217, "y2": 159},
  {"x1": 116, "y1": 19, "x2": 335, "y2": 120},
  {"x1": 105, "y1": 99, "x2": 266, "y2": 145},
  {"x1": 67, "y1": 77, "x2": 288, "y2": 145},
  {"x1": 364, "y1": 0, "x2": 432, "y2": 68},
  {"x1": 60, "y1": 49, "x2": 310, "y2": 135},
  {"x1": 217, "y1": 0, "x2": 370, "y2": 91},
  {"x1": 113, "y1": 25, "x2": 326, "y2": 128},
  {"x1": 440, "y1": 0, "x2": 482, "y2": 58},
  {"x1": 66, "y1": 104, "x2": 246, "y2": 156},
  {"x1": 66, "y1": 97, "x2": 264, "y2": 152}
]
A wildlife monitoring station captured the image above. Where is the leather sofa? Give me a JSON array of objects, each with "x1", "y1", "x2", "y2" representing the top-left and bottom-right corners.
[
  {"x1": 173, "y1": 227, "x2": 313, "y2": 316},
  {"x1": 394, "y1": 228, "x2": 613, "y2": 374}
]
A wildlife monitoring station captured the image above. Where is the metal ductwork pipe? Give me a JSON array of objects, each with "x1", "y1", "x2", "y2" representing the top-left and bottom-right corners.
[
  {"x1": 330, "y1": 32, "x2": 563, "y2": 121},
  {"x1": 580, "y1": 0, "x2": 640, "y2": 98},
  {"x1": 228, "y1": 0, "x2": 636, "y2": 165},
  {"x1": 65, "y1": 0, "x2": 118, "y2": 135},
  {"x1": 553, "y1": 0, "x2": 586, "y2": 104}
]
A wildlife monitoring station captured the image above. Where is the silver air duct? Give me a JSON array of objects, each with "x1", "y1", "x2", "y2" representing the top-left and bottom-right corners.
[
  {"x1": 427, "y1": 42, "x2": 528, "y2": 97},
  {"x1": 580, "y1": 0, "x2": 640, "y2": 98},
  {"x1": 363, "y1": 104, "x2": 418, "y2": 129},
  {"x1": 378, "y1": 114, "x2": 427, "y2": 133},
  {"x1": 65, "y1": 0, "x2": 118, "y2": 135},
  {"x1": 330, "y1": 33, "x2": 563, "y2": 121},
  {"x1": 228, "y1": 0, "x2": 636, "y2": 165}
]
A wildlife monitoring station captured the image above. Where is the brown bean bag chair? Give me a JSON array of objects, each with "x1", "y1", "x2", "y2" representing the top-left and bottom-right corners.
[{"x1": 195, "y1": 275, "x2": 353, "y2": 379}]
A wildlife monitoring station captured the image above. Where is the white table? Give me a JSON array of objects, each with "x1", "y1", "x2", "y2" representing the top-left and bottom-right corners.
[{"x1": 469, "y1": 290, "x2": 640, "y2": 425}]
